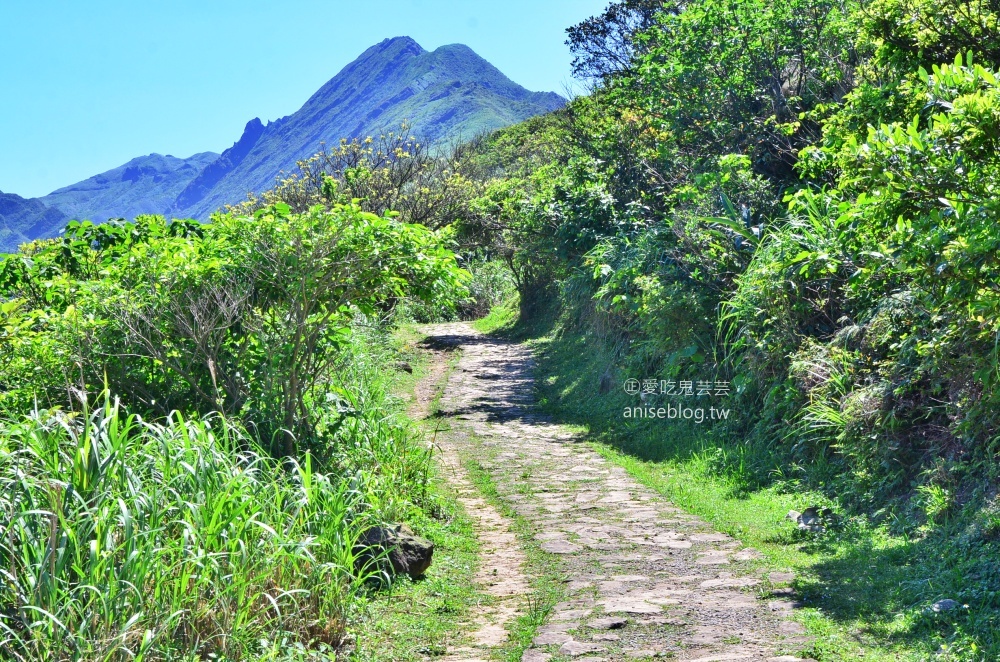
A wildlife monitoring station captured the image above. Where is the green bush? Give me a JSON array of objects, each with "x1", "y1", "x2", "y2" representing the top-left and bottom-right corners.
[{"x1": 0, "y1": 205, "x2": 466, "y2": 456}]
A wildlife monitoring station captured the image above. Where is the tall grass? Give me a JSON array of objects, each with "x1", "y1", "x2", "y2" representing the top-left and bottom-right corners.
[{"x1": 0, "y1": 395, "x2": 374, "y2": 661}]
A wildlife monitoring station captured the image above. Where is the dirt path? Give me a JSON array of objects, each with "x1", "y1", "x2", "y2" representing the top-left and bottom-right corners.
[{"x1": 420, "y1": 322, "x2": 812, "y2": 662}]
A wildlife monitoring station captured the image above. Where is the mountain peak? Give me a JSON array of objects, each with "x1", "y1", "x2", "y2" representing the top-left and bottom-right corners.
[
  {"x1": 3, "y1": 36, "x2": 566, "y2": 242},
  {"x1": 361, "y1": 36, "x2": 425, "y2": 62},
  {"x1": 381, "y1": 36, "x2": 423, "y2": 50}
]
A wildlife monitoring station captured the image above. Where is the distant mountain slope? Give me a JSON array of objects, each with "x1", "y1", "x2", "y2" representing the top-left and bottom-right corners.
[
  {"x1": 2, "y1": 36, "x2": 565, "y2": 242},
  {"x1": 39, "y1": 152, "x2": 219, "y2": 225},
  {"x1": 0, "y1": 191, "x2": 67, "y2": 253},
  {"x1": 175, "y1": 37, "x2": 565, "y2": 218}
]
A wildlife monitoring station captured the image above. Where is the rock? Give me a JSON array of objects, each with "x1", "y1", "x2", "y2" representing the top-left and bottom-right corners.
[
  {"x1": 394, "y1": 361, "x2": 413, "y2": 373},
  {"x1": 931, "y1": 599, "x2": 961, "y2": 612},
  {"x1": 541, "y1": 539, "x2": 582, "y2": 554},
  {"x1": 533, "y1": 631, "x2": 572, "y2": 645},
  {"x1": 599, "y1": 597, "x2": 662, "y2": 614},
  {"x1": 559, "y1": 640, "x2": 605, "y2": 656},
  {"x1": 787, "y1": 506, "x2": 828, "y2": 532},
  {"x1": 587, "y1": 616, "x2": 628, "y2": 630},
  {"x1": 733, "y1": 547, "x2": 763, "y2": 561},
  {"x1": 355, "y1": 523, "x2": 433, "y2": 579}
]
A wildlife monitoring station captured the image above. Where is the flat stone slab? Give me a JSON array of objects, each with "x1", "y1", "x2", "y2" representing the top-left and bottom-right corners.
[
  {"x1": 559, "y1": 640, "x2": 606, "y2": 656},
  {"x1": 533, "y1": 631, "x2": 572, "y2": 645},
  {"x1": 541, "y1": 540, "x2": 582, "y2": 554},
  {"x1": 586, "y1": 616, "x2": 628, "y2": 630},
  {"x1": 598, "y1": 597, "x2": 663, "y2": 614}
]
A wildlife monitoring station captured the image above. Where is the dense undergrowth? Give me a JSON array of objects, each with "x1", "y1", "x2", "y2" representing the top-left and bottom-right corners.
[
  {"x1": 0, "y1": 196, "x2": 468, "y2": 658},
  {"x1": 459, "y1": 0, "x2": 1000, "y2": 546}
]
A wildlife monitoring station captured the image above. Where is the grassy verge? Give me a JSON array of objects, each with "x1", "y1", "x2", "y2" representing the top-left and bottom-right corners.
[
  {"x1": 0, "y1": 325, "x2": 454, "y2": 662},
  {"x1": 479, "y1": 304, "x2": 997, "y2": 662},
  {"x1": 349, "y1": 326, "x2": 483, "y2": 660}
]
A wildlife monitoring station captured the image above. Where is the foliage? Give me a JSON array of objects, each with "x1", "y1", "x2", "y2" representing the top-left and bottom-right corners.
[
  {"x1": 0, "y1": 206, "x2": 466, "y2": 456},
  {"x1": 226, "y1": 126, "x2": 481, "y2": 231},
  {"x1": 565, "y1": 0, "x2": 668, "y2": 82},
  {"x1": 469, "y1": 0, "x2": 1000, "y2": 546}
]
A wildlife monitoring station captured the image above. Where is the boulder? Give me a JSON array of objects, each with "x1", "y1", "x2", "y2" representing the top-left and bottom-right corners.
[{"x1": 356, "y1": 523, "x2": 433, "y2": 579}]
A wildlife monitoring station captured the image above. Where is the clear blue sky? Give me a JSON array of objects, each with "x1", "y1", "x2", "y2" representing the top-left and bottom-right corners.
[{"x1": 0, "y1": 0, "x2": 608, "y2": 198}]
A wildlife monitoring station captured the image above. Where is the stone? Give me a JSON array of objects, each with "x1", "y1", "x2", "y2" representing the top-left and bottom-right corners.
[
  {"x1": 533, "y1": 631, "x2": 572, "y2": 645},
  {"x1": 931, "y1": 599, "x2": 961, "y2": 612},
  {"x1": 541, "y1": 539, "x2": 582, "y2": 554},
  {"x1": 355, "y1": 523, "x2": 433, "y2": 579},
  {"x1": 689, "y1": 532, "x2": 731, "y2": 542},
  {"x1": 695, "y1": 551, "x2": 730, "y2": 565},
  {"x1": 553, "y1": 609, "x2": 593, "y2": 621},
  {"x1": 700, "y1": 577, "x2": 760, "y2": 589},
  {"x1": 537, "y1": 621, "x2": 578, "y2": 634},
  {"x1": 599, "y1": 597, "x2": 662, "y2": 614},
  {"x1": 559, "y1": 640, "x2": 606, "y2": 656},
  {"x1": 521, "y1": 650, "x2": 552, "y2": 662},
  {"x1": 733, "y1": 547, "x2": 763, "y2": 561},
  {"x1": 587, "y1": 616, "x2": 628, "y2": 630}
]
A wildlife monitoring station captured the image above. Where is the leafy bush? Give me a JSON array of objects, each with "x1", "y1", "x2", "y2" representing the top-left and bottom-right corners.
[{"x1": 0, "y1": 204, "x2": 466, "y2": 456}]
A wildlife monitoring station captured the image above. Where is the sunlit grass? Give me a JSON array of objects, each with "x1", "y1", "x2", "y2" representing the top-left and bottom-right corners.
[{"x1": 0, "y1": 395, "x2": 372, "y2": 660}]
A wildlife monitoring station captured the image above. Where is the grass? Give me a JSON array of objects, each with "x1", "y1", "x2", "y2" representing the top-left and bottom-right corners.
[
  {"x1": 460, "y1": 454, "x2": 566, "y2": 662},
  {"x1": 472, "y1": 293, "x2": 520, "y2": 336},
  {"x1": 481, "y1": 301, "x2": 1000, "y2": 662},
  {"x1": 347, "y1": 488, "x2": 482, "y2": 661},
  {"x1": 0, "y1": 397, "x2": 363, "y2": 661},
  {"x1": 0, "y1": 326, "x2": 454, "y2": 661}
]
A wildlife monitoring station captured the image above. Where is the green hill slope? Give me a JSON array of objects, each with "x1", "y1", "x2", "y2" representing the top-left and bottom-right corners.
[{"x1": 173, "y1": 37, "x2": 565, "y2": 218}]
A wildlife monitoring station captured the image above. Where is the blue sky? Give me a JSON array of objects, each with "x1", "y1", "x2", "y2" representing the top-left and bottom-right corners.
[{"x1": 0, "y1": 0, "x2": 608, "y2": 198}]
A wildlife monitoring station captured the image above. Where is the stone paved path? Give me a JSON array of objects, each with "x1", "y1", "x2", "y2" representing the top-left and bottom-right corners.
[{"x1": 423, "y1": 323, "x2": 811, "y2": 662}]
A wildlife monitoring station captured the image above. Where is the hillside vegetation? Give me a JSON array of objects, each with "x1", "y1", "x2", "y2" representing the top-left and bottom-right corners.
[
  {"x1": 465, "y1": 0, "x2": 1000, "y2": 531},
  {"x1": 451, "y1": 0, "x2": 1000, "y2": 657},
  {"x1": 0, "y1": 192, "x2": 467, "y2": 658}
]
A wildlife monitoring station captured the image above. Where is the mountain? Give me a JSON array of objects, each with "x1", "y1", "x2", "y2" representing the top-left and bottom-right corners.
[
  {"x1": 0, "y1": 191, "x2": 67, "y2": 253},
  {"x1": 39, "y1": 152, "x2": 219, "y2": 226},
  {"x1": 173, "y1": 37, "x2": 566, "y2": 218},
  {"x1": 0, "y1": 36, "x2": 565, "y2": 250}
]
